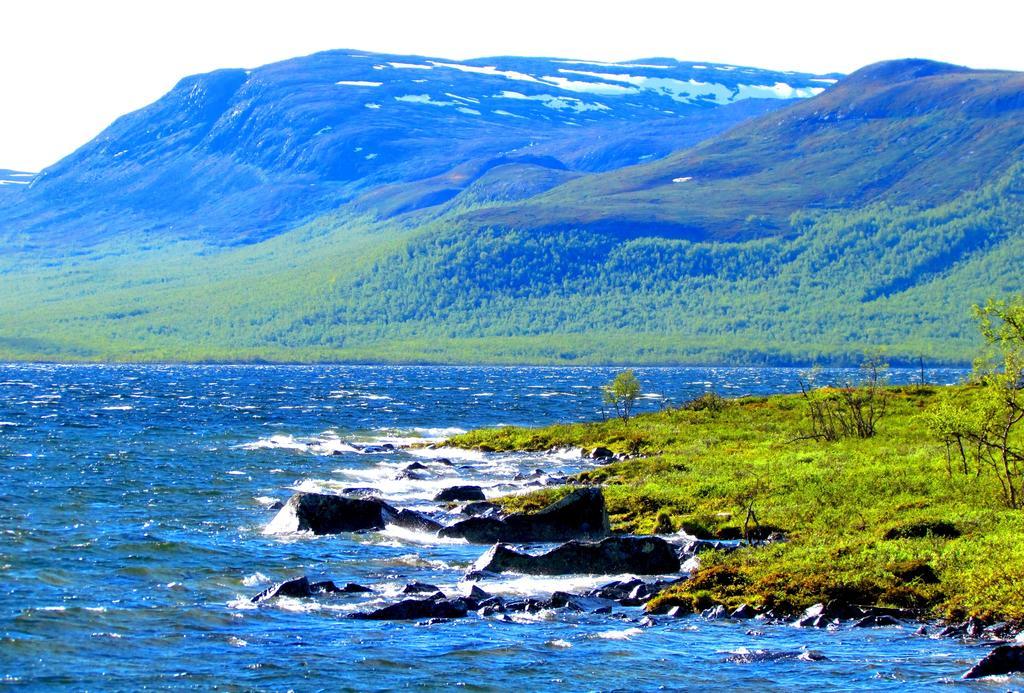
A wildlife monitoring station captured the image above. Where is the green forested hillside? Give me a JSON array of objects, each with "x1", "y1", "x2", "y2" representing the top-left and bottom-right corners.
[
  {"x1": 1, "y1": 58, "x2": 1022, "y2": 365},
  {"x1": 1, "y1": 163, "x2": 1021, "y2": 364}
]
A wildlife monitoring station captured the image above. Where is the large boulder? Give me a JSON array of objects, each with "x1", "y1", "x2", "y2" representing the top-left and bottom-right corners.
[
  {"x1": 434, "y1": 486, "x2": 487, "y2": 502},
  {"x1": 264, "y1": 492, "x2": 395, "y2": 535},
  {"x1": 439, "y1": 487, "x2": 610, "y2": 543},
  {"x1": 471, "y1": 536, "x2": 680, "y2": 576},
  {"x1": 963, "y1": 645, "x2": 1024, "y2": 679}
]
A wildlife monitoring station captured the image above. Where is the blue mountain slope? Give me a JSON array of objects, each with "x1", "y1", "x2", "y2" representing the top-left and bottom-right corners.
[{"x1": 0, "y1": 50, "x2": 835, "y2": 247}]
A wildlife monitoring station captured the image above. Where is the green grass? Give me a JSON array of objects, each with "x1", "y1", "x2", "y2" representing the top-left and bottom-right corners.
[{"x1": 448, "y1": 385, "x2": 1024, "y2": 621}]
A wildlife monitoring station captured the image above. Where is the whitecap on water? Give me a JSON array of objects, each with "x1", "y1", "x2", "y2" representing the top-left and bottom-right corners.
[
  {"x1": 242, "y1": 572, "x2": 271, "y2": 587},
  {"x1": 547, "y1": 639, "x2": 572, "y2": 648},
  {"x1": 238, "y1": 435, "x2": 308, "y2": 452},
  {"x1": 592, "y1": 627, "x2": 644, "y2": 640}
]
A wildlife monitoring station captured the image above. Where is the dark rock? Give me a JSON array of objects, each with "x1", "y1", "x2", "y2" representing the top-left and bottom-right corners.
[
  {"x1": 594, "y1": 605, "x2": 613, "y2": 615},
  {"x1": 341, "y1": 487, "x2": 380, "y2": 497},
  {"x1": 477, "y1": 445, "x2": 496, "y2": 453},
  {"x1": 702, "y1": 605, "x2": 727, "y2": 620},
  {"x1": 637, "y1": 615, "x2": 658, "y2": 627},
  {"x1": 464, "y1": 584, "x2": 491, "y2": 601},
  {"x1": 589, "y1": 447, "x2": 615, "y2": 460},
  {"x1": 266, "y1": 492, "x2": 394, "y2": 534},
  {"x1": 795, "y1": 601, "x2": 865, "y2": 627},
  {"x1": 666, "y1": 606, "x2": 685, "y2": 618},
  {"x1": 251, "y1": 576, "x2": 315, "y2": 603},
  {"x1": 964, "y1": 644, "x2": 1024, "y2": 679},
  {"x1": 251, "y1": 577, "x2": 345, "y2": 603},
  {"x1": 914, "y1": 625, "x2": 929, "y2": 636},
  {"x1": 477, "y1": 596, "x2": 505, "y2": 610},
  {"x1": 381, "y1": 443, "x2": 396, "y2": 451},
  {"x1": 853, "y1": 614, "x2": 903, "y2": 628},
  {"x1": 731, "y1": 604, "x2": 758, "y2": 619},
  {"x1": 939, "y1": 616, "x2": 986, "y2": 639},
  {"x1": 402, "y1": 581, "x2": 441, "y2": 594},
  {"x1": 471, "y1": 536, "x2": 680, "y2": 576},
  {"x1": 434, "y1": 485, "x2": 487, "y2": 502},
  {"x1": 439, "y1": 487, "x2": 610, "y2": 543},
  {"x1": 384, "y1": 508, "x2": 444, "y2": 533},
  {"x1": 403, "y1": 461, "x2": 429, "y2": 471},
  {"x1": 435, "y1": 458, "x2": 453, "y2": 466},
  {"x1": 352, "y1": 598, "x2": 468, "y2": 621},
  {"x1": 340, "y1": 582, "x2": 372, "y2": 593},
  {"x1": 461, "y1": 501, "x2": 502, "y2": 518},
  {"x1": 397, "y1": 471, "x2": 429, "y2": 481},
  {"x1": 458, "y1": 465, "x2": 475, "y2": 472}
]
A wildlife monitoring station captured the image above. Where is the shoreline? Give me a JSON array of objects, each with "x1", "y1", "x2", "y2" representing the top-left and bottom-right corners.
[{"x1": 443, "y1": 384, "x2": 1024, "y2": 628}]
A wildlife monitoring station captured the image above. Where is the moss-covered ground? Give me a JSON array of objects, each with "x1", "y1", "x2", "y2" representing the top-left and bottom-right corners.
[{"x1": 448, "y1": 386, "x2": 1024, "y2": 621}]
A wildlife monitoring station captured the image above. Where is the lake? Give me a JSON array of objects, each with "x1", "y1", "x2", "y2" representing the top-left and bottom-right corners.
[{"x1": 2, "y1": 363, "x2": 1004, "y2": 690}]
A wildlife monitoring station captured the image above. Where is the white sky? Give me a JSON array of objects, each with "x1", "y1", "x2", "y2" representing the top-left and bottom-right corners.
[{"x1": 2, "y1": 0, "x2": 1022, "y2": 172}]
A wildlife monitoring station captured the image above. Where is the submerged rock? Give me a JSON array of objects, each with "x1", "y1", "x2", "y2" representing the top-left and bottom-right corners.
[
  {"x1": 434, "y1": 485, "x2": 486, "y2": 502},
  {"x1": 723, "y1": 649, "x2": 827, "y2": 664},
  {"x1": 440, "y1": 487, "x2": 610, "y2": 543},
  {"x1": 471, "y1": 536, "x2": 680, "y2": 576},
  {"x1": 265, "y1": 492, "x2": 395, "y2": 534},
  {"x1": 963, "y1": 644, "x2": 1024, "y2": 679}
]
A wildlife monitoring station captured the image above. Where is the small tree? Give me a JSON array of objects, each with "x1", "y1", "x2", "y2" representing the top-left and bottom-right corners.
[
  {"x1": 927, "y1": 296, "x2": 1024, "y2": 508},
  {"x1": 603, "y1": 370, "x2": 641, "y2": 423}
]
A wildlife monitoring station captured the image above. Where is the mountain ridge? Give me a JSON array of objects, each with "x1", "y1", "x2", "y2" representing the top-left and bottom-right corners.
[{"x1": 0, "y1": 56, "x2": 1021, "y2": 365}]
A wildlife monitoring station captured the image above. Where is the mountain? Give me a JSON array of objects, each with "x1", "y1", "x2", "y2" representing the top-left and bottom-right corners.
[
  {"x1": 0, "y1": 50, "x2": 833, "y2": 247},
  {"x1": 0, "y1": 55, "x2": 1021, "y2": 365},
  {"x1": 464, "y1": 59, "x2": 1024, "y2": 241}
]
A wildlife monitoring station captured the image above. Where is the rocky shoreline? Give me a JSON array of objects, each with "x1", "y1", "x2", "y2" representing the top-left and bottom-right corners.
[{"x1": 255, "y1": 446, "x2": 1023, "y2": 680}]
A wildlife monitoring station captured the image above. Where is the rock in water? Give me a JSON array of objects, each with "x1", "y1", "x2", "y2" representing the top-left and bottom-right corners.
[
  {"x1": 383, "y1": 508, "x2": 444, "y2": 533},
  {"x1": 434, "y1": 486, "x2": 487, "y2": 502},
  {"x1": 963, "y1": 645, "x2": 1024, "y2": 679},
  {"x1": 439, "y1": 487, "x2": 610, "y2": 543},
  {"x1": 471, "y1": 536, "x2": 680, "y2": 576},
  {"x1": 460, "y1": 501, "x2": 502, "y2": 517},
  {"x1": 251, "y1": 576, "x2": 344, "y2": 603},
  {"x1": 264, "y1": 492, "x2": 394, "y2": 535},
  {"x1": 352, "y1": 597, "x2": 468, "y2": 621}
]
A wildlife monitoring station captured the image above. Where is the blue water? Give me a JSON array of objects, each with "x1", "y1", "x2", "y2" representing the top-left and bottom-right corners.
[{"x1": 0, "y1": 364, "x2": 1005, "y2": 689}]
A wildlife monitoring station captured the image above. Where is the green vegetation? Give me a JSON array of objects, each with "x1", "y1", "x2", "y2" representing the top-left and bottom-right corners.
[
  {"x1": 1, "y1": 162, "x2": 1022, "y2": 364},
  {"x1": 603, "y1": 370, "x2": 641, "y2": 422},
  {"x1": 449, "y1": 351, "x2": 1024, "y2": 620}
]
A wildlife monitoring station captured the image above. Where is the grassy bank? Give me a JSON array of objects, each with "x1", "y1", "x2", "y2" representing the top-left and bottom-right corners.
[{"x1": 448, "y1": 386, "x2": 1024, "y2": 622}]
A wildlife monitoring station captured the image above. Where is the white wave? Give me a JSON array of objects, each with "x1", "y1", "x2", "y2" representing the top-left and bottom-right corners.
[
  {"x1": 593, "y1": 627, "x2": 644, "y2": 640},
  {"x1": 470, "y1": 573, "x2": 653, "y2": 597},
  {"x1": 242, "y1": 572, "x2": 271, "y2": 587},
  {"x1": 101, "y1": 405, "x2": 133, "y2": 411},
  {"x1": 239, "y1": 435, "x2": 308, "y2": 452},
  {"x1": 226, "y1": 470, "x2": 245, "y2": 476},
  {"x1": 378, "y1": 525, "x2": 466, "y2": 546},
  {"x1": 0, "y1": 421, "x2": 18, "y2": 427},
  {"x1": 547, "y1": 639, "x2": 572, "y2": 648},
  {"x1": 253, "y1": 496, "x2": 281, "y2": 509},
  {"x1": 227, "y1": 636, "x2": 248, "y2": 647}
]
